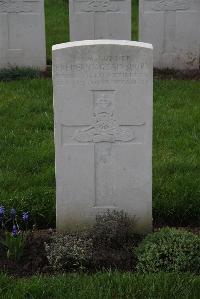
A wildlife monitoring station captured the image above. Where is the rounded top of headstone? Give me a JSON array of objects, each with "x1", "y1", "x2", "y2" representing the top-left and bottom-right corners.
[{"x1": 52, "y1": 40, "x2": 153, "y2": 52}]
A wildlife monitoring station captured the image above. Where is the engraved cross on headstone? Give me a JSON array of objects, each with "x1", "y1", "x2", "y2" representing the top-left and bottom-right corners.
[
  {"x1": 151, "y1": 0, "x2": 191, "y2": 60},
  {"x1": 0, "y1": 0, "x2": 38, "y2": 62},
  {"x1": 69, "y1": 90, "x2": 145, "y2": 207},
  {"x1": 73, "y1": 0, "x2": 126, "y2": 39}
]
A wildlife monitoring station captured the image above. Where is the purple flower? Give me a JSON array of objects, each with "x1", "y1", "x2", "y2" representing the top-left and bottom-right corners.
[
  {"x1": 0, "y1": 206, "x2": 5, "y2": 217},
  {"x1": 22, "y1": 212, "x2": 29, "y2": 222},
  {"x1": 10, "y1": 208, "x2": 16, "y2": 219},
  {"x1": 12, "y1": 225, "x2": 18, "y2": 237}
]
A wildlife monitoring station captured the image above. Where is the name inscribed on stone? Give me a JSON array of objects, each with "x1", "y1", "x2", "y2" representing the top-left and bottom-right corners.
[{"x1": 54, "y1": 55, "x2": 148, "y2": 86}]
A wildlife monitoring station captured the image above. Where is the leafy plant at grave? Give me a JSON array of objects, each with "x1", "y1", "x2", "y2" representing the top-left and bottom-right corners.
[
  {"x1": 1, "y1": 230, "x2": 27, "y2": 261},
  {"x1": 135, "y1": 227, "x2": 200, "y2": 274},
  {"x1": 0, "y1": 67, "x2": 41, "y2": 82},
  {"x1": 44, "y1": 232, "x2": 93, "y2": 272},
  {"x1": 0, "y1": 206, "x2": 30, "y2": 261},
  {"x1": 91, "y1": 210, "x2": 138, "y2": 250}
]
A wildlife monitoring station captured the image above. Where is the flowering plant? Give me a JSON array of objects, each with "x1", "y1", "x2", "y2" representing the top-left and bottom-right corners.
[{"x1": 0, "y1": 206, "x2": 30, "y2": 261}]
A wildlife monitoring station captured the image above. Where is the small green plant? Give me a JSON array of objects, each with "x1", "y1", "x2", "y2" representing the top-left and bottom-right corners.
[
  {"x1": 0, "y1": 206, "x2": 30, "y2": 261},
  {"x1": 45, "y1": 232, "x2": 93, "y2": 272},
  {"x1": 135, "y1": 227, "x2": 200, "y2": 274},
  {"x1": 91, "y1": 210, "x2": 137, "y2": 250},
  {"x1": 1, "y1": 231, "x2": 27, "y2": 261}
]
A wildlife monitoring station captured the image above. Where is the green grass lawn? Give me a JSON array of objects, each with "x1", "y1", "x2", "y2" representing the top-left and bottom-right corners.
[
  {"x1": 0, "y1": 79, "x2": 54, "y2": 227},
  {"x1": 0, "y1": 272, "x2": 200, "y2": 299},
  {"x1": 153, "y1": 80, "x2": 200, "y2": 226},
  {"x1": 45, "y1": 0, "x2": 69, "y2": 64},
  {"x1": 45, "y1": 0, "x2": 139, "y2": 63},
  {"x1": 0, "y1": 79, "x2": 200, "y2": 227}
]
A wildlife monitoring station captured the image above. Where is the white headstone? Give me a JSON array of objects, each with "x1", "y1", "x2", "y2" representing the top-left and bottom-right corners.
[
  {"x1": 53, "y1": 40, "x2": 153, "y2": 233},
  {"x1": 69, "y1": 0, "x2": 131, "y2": 41},
  {"x1": 139, "y1": 0, "x2": 200, "y2": 70},
  {"x1": 0, "y1": 0, "x2": 46, "y2": 69}
]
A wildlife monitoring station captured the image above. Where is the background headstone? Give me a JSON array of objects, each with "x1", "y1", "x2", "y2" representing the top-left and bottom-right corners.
[
  {"x1": 69, "y1": 0, "x2": 131, "y2": 41},
  {"x1": 139, "y1": 0, "x2": 200, "y2": 70},
  {"x1": 0, "y1": 0, "x2": 46, "y2": 69},
  {"x1": 53, "y1": 40, "x2": 153, "y2": 233}
]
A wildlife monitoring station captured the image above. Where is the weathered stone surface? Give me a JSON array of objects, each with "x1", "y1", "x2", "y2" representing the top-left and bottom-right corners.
[
  {"x1": 69, "y1": 0, "x2": 131, "y2": 41},
  {"x1": 139, "y1": 0, "x2": 200, "y2": 70},
  {"x1": 0, "y1": 0, "x2": 46, "y2": 69},
  {"x1": 53, "y1": 40, "x2": 153, "y2": 233}
]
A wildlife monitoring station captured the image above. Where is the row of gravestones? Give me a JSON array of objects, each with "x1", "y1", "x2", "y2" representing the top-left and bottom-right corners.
[{"x1": 0, "y1": 0, "x2": 199, "y2": 70}]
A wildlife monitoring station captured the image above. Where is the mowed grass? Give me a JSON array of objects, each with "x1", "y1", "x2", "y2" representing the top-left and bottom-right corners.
[
  {"x1": 0, "y1": 79, "x2": 200, "y2": 227},
  {"x1": 0, "y1": 272, "x2": 200, "y2": 299},
  {"x1": 154, "y1": 80, "x2": 200, "y2": 226},
  {"x1": 0, "y1": 79, "x2": 55, "y2": 227},
  {"x1": 45, "y1": 0, "x2": 139, "y2": 63},
  {"x1": 45, "y1": 0, "x2": 69, "y2": 64}
]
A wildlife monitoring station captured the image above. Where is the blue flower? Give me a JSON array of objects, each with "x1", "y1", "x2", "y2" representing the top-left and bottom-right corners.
[
  {"x1": 0, "y1": 206, "x2": 5, "y2": 217},
  {"x1": 10, "y1": 208, "x2": 16, "y2": 219},
  {"x1": 12, "y1": 225, "x2": 18, "y2": 237},
  {"x1": 22, "y1": 212, "x2": 29, "y2": 222}
]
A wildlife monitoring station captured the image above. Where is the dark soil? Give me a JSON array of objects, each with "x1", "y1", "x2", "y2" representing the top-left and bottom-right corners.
[
  {"x1": 0, "y1": 228, "x2": 141, "y2": 277},
  {"x1": 91, "y1": 246, "x2": 135, "y2": 271},
  {"x1": 0, "y1": 230, "x2": 53, "y2": 277},
  {"x1": 0, "y1": 226, "x2": 199, "y2": 277}
]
